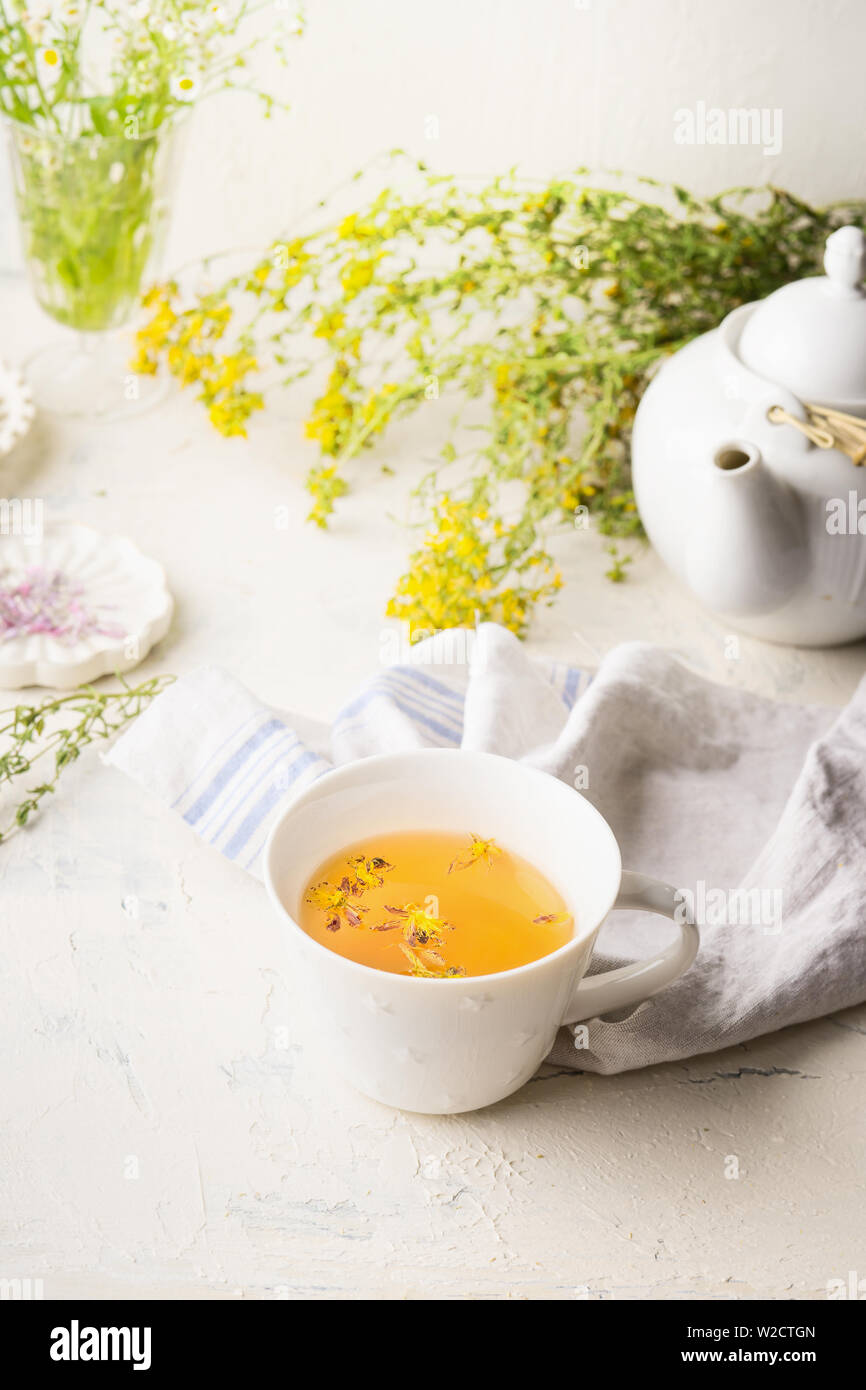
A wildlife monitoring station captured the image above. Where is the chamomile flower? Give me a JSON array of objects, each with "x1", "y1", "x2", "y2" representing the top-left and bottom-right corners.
[
  {"x1": 171, "y1": 72, "x2": 200, "y2": 102},
  {"x1": 128, "y1": 0, "x2": 152, "y2": 18},
  {"x1": 206, "y1": 4, "x2": 228, "y2": 21},
  {"x1": 36, "y1": 46, "x2": 62, "y2": 79}
]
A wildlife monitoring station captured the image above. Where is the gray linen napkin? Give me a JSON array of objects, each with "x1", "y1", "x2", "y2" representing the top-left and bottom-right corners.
[{"x1": 108, "y1": 623, "x2": 866, "y2": 1074}]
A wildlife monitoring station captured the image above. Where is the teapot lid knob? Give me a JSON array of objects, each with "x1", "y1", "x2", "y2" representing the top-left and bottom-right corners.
[{"x1": 824, "y1": 226, "x2": 866, "y2": 296}]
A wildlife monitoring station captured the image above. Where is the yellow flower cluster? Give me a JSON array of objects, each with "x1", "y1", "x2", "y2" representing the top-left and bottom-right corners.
[
  {"x1": 386, "y1": 495, "x2": 562, "y2": 638},
  {"x1": 304, "y1": 360, "x2": 355, "y2": 456},
  {"x1": 276, "y1": 238, "x2": 312, "y2": 293},
  {"x1": 361, "y1": 380, "x2": 399, "y2": 426},
  {"x1": 304, "y1": 365, "x2": 401, "y2": 508},
  {"x1": 314, "y1": 308, "x2": 346, "y2": 341},
  {"x1": 340, "y1": 254, "x2": 382, "y2": 299},
  {"x1": 306, "y1": 464, "x2": 348, "y2": 529},
  {"x1": 133, "y1": 285, "x2": 263, "y2": 437}
]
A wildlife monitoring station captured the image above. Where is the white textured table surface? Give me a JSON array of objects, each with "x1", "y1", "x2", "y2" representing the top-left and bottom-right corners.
[{"x1": 1, "y1": 275, "x2": 865, "y2": 1303}]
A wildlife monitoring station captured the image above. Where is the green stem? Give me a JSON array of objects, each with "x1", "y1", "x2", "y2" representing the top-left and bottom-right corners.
[{"x1": 335, "y1": 378, "x2": 425, "y2": 466}]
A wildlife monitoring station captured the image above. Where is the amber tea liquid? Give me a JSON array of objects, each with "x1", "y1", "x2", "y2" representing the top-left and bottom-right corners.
[{"x1": 298, "y1": 830, "x2": 573, "y2": 978}]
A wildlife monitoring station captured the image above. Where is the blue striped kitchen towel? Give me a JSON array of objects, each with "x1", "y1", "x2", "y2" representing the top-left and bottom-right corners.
[
  {"x1": 105, "y1": 623, "x2": 591, "y2": 880},
  {"x1": 106, "y1": 621, "x2": 866, "y2": 1073}
]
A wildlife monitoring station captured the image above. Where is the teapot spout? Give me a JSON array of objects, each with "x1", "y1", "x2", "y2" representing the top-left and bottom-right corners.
[{"x1": 684, "y1": 442, "x2": 807, "y2": 618}]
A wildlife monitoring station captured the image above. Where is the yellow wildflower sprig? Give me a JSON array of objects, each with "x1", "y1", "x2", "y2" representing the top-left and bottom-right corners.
[
  {"x1": 134, "y1": 157, "x2": 866, "y2": 635},
  {"x1": 386, "y1": 489, "x2": 562, "y2": 638},
  {"x1": 136, "y1": 284, "x2": 265, "y2": 436}
]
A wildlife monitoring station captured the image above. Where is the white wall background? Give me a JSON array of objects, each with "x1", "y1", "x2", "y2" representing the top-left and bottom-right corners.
[
  {"x1": 168, "y1": 0, "x2": 866, "y2": 265},
  {"x1": 2, "y1": 0, "x2": 866, "y2": 275}
]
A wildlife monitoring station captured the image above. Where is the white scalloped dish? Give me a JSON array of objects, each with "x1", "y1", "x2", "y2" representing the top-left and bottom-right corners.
[
  {"x1": 0, "y1": 360, "x2": 34, "y2": 457},
  {"x1": 0, "y1": 522, "x2": 173, "y2": 689}
]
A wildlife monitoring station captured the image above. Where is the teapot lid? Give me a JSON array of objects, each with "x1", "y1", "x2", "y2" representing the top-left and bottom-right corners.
[{"x1": 737, "y1": 226, "x2": 866, "y2": 407}]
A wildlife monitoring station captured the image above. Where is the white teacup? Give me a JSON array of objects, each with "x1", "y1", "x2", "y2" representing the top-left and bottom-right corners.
[{"x1": 264, "y1": 749, "x2": 698, "y2": 1114}]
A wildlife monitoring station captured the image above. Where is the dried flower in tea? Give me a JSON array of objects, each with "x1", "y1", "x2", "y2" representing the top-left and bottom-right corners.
[
  {"x1": 345, "y1": 853, "x2": 394, "y2": 891},
  {"x1": 398, "y1": 942, "x2": 465, "y2": 979},
  {"x1": 297, "y1": 831, "x2": 574, "y2": 979},
  {"x1": 448, "y1": 833, "x2": 503, "y2": 874},
  {"x1": 304, "y1": 882, "x2": 368, "y2": 932}
]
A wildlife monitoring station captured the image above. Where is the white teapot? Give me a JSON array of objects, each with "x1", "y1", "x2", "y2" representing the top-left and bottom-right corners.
[{"x1": 632, "y1": 226, "x2": 866, "y2": 646}]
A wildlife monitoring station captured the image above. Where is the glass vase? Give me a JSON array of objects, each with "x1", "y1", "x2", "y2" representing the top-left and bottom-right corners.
[{"x1": 5, "y1": 114, "x2": 183, "y2": 418}]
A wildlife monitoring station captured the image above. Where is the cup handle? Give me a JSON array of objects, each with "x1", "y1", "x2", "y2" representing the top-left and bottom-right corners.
[{"x1": 563, "y1": 871, "x2": 699, "y2": 1024}]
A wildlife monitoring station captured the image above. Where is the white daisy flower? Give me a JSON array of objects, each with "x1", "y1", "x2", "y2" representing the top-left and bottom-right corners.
[
  {"x1": 36, "y1": 46, "x2": 62, "y2": 79},
  {"x1": 206, "y1": 4, "x2": 228, "y2": 20},
  {"x1": 128, "y1": 0, "x2": 152, "y2": 18},
  {"x1": 170, "y1": 72, "x2": 200, "y2": 102}
]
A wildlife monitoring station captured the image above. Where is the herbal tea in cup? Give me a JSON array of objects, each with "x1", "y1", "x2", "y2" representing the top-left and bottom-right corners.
[
  {"x1": 265, "y1": 749, "x2": 699, "y2": 1112},
  {"x1": 298, "y1": 830, "x2": 573, "y2": 978}
]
